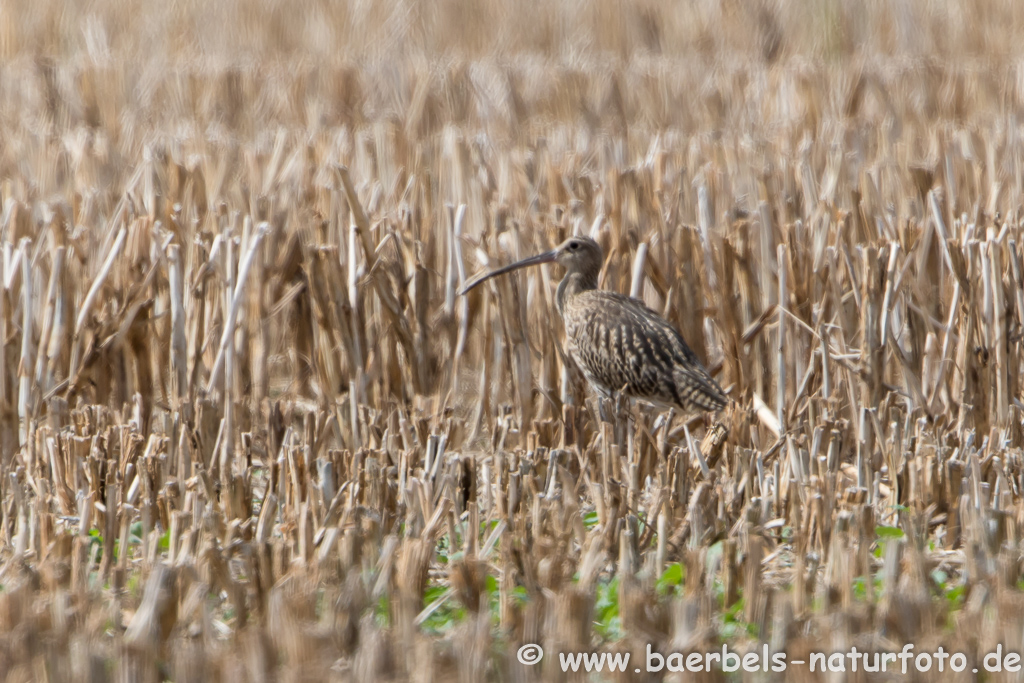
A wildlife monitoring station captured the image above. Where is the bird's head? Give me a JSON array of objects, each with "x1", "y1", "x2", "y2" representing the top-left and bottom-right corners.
[
  {"x1": 551, "y1": 236, "x2": 603, "y2": 277},
  {"x1": 459, "y1": 235, "x2": 603, "y2": 295}
]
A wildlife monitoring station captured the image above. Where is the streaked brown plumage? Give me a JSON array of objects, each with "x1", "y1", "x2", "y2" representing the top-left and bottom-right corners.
[{"x1": 460, "y1": 236, "x2": 728, "y2": 412}]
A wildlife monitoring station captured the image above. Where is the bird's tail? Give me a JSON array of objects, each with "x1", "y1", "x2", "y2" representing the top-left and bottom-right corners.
[{"x1": 673, "y1": 366, "x2": 729, "y2": 411}]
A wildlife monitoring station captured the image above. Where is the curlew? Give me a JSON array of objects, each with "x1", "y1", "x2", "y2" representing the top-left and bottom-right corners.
[{"x1": 459, "y1": 236, "x2": 728, "y2": 415}]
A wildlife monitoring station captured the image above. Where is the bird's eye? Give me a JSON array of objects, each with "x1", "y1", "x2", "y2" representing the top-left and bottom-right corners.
[{"x1": 568, "y1": 241, "x2": 579, "y2": 250}]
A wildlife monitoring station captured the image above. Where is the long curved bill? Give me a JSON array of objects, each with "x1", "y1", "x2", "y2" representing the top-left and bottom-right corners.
[{"x1": 458, "y1": 250, "x2": 557, "y2": 295}]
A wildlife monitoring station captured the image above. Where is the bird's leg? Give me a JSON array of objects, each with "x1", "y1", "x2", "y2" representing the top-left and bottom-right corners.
[
  {"x1": 613, "y1": 391, "x2": 628, "y2": 447},
  {"x1": 659, "y1": 407, "x2": 675, "y2": 455},
  {"x1": 593, "y1": 393, "x2": 625, "y2": 446},
  {"x1": 599, "y1": 396, "x2": 610, "y2": 425}
]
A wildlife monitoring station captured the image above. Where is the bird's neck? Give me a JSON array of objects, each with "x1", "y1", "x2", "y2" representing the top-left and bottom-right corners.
[{"x1": 556, "y1": 271, "x2": 597, "y2": 318}]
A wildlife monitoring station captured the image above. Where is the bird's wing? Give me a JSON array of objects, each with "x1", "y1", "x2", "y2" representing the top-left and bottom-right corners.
[{"x1": 567, "y1": 290, "x2": 728, "y2": 411}]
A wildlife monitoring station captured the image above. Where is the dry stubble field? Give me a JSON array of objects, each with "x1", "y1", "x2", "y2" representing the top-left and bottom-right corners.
[{"x1": 3, "y1": 0, "x2": 1024, "y2": 681}]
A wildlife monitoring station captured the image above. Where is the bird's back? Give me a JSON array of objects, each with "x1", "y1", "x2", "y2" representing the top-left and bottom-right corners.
[{"x1": 562, "y1": 290, "x2": 727, "y2": 412}]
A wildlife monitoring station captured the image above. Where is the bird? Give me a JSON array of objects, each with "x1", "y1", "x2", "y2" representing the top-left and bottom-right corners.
[{"x1": 459, "y1": 235, "x2": 728, "y2": 414}]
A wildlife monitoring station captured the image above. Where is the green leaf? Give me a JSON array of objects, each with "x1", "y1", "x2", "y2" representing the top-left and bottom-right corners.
[
  {"x1": 705, "y1": 540, "x2": 725, "y2": 573},
  {"x1": 595, "y1": 615, "x2": 623, "y2": 641},
  {"x1": 374, "y1": 594, "x2": 390, "y2": 628},
  {"x1": 424, "y1": 585, "x2": 448, "y2": 604},
  {"x1": 656, "y1": 563, "x2": 685, "y2": 596},
  {"x1": 594, "y1": 576, "x2": 621, "y2": 638},
  {"x1": 723, "y1": 598, "x2": 745, "y2": 622},
  {"x1": 593, "y1": 578, "x2": 623, "y2": 642},
  {"x1": 875, "y1": 525, "x2": 904, "y2": 539},
  {"x1": 157, "y1": 530, "x2": 171, "y2": 554},
  {"x1": 420, "y1": 584, "x2": 466, "y2": 634},
  {"x1": 511, "y1": 586, "x2": 529, "y2": 605}
]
